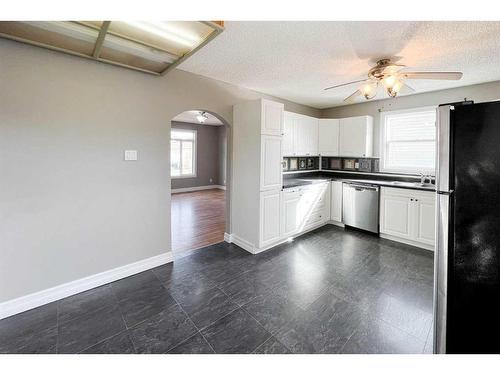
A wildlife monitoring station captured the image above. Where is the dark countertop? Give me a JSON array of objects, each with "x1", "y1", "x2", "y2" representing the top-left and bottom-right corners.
[{"x1": 283, "y1": 173, "x2": 436, "y2": 192}]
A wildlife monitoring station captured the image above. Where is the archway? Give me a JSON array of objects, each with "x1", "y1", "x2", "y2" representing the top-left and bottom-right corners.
[{"x1": 169, "y1": 109, "x2": 231, "y2": 257}]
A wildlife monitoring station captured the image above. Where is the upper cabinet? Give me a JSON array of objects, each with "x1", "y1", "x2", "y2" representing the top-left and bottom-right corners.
[
  {"x1": 318, "y1": 119, "x2": 340, "y2": 156},
  {"x1": 296, "y1": 114, "x2": 318, "y2": 156},
  {"x1": 261, "y1": 99, "x2": 284, "y2": 136},
  {"x1": 283, "y1": 112, "x2": 297, "y2": 156},
  {"x1": 338, "y1": 116, "x2": 373, "y2": 157},
  {"x1": 283, "y1": 112, "x2": 372, "y2": 158},
  {"x1": 283, "y1": 111, "x2": 318, "y2": 156}
]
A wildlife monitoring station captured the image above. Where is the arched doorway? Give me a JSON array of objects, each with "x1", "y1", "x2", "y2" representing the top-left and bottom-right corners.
[{"x1": 169, "y1": 109, "x2": 230, "y2": 256}]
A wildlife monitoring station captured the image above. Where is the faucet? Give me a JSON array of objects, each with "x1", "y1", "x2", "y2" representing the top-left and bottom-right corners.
[
  {"x1": 420, "y1": 173, "x2": 433, "y2": 185},
  {"x1": 420, "y1": 173, "x2": 426, "y2": 184}
]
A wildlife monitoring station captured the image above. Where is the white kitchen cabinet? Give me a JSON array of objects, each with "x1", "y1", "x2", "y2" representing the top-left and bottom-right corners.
[
  {"x1": 260, "y1": 189, "x2": 281, "y2": 247},
  {"x1": 283, "y1": 112, "x2": 297, "y2": 156},
  {"x1": 380, "y1": 187, "x2": 435, "y2": 250},
  {"x1": 296, "y1": 114, "x2": 319, "y2": 156},
  {"x1": 414, "y1": 195, "x2": 436, "y2": 246},
  {"x1": 318, "y1": 119, "x2": 340, "y2": 156},
  {"x1": 260, "y1": 135, "x2": 282, "y2": 191},
  {"x1": 380, "y1": 191, "x2": 413, "y2": 240},
  {"x1": 339, "y1": 116, "x2": 373, "y2": 157},
  {"x1": 232, "y1": 99, "x2": 284, "y2": 254},
  {"x1": 281, "y1": 188, "x2": 301, "y2": 237},
  {"x1": 330, "y1": 180, "x2": 343, "y2": 223},
  {"x1": 261, "y1": 99, "x2": 284, "y2": 136},
  {"x1": 283, "y1": 112, "x2": 318, "y2": 156}
]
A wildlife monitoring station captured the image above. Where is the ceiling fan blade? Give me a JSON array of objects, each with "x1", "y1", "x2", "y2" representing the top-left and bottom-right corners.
[
  {"x1": 324, "y1": 79, "x2": 366, "y2": 91},
  {"x1": 343, "y1": 89, "x2": 362, "y2": 103},
  {"x1": 401, "y1": 72, "x2": 463, "y2": 80}
]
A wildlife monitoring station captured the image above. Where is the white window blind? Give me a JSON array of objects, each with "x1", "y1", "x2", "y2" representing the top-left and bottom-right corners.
[
  {"x1": 381, "y1": 107, "x2": 436, "y2": 174},
  {"x1": 171, "y1": 129, "x2": 196, "y2": 178}
]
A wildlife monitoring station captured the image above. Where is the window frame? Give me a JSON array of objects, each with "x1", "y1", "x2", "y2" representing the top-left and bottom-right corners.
[
  {"x1": 380, "y1": 106, "x2": 437, "y2": 175},
  {"x1": 170, "y1": 128, "x2": 197, "y2": 179}
]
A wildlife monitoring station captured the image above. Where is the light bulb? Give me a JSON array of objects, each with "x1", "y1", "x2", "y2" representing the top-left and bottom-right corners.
[
  {"x1": 383, "y1": 74, "x2": 397, "y2": 88},
  {"x1": 386, "y1": 79, "x2": 404, "y2": 98},
  {"x1": 360, "y1": 81, "x2": 377, "y2": 100}
]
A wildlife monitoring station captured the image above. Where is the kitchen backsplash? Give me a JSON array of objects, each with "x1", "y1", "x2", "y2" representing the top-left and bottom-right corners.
[
  {"x1": 282, "y1": 156, "x2": 319, "y2": 172},
  {"x1": 283, "y1": 156, "x2": 380, "y2": 173}
]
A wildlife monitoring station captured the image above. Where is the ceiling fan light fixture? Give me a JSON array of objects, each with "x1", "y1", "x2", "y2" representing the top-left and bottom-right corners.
[
  {"x1": 196, "y1": 111, "x2": 208, "y2": 123},
  {"x1": 361, "y1": 81, "x2": 377, "y2": 100}
]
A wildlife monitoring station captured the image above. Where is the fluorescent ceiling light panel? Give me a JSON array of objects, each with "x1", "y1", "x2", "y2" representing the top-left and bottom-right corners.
[{"x1": 123, "y1": 21, "x2": 200, "y2": 48}]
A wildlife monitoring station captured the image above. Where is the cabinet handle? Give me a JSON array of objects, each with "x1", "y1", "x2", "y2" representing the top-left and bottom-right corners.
[
  {"x1": 410, "y1": 198, "x2": 414, "y2": 201},
  {"x1": 415, "y1": 199, "x2": 419, "y2": 202}
]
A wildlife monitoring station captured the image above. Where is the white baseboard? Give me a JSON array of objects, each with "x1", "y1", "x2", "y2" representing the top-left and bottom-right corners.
[
  {"x1": 328, "y1": 220, "x2": 345, "y2": 228},
  {"x1": 224, "y1": 232, "x2": 233, "y2": 243},
  {"x1": 379, "y1": 233, "x2": 434, "y2": 252},
  {"x1": 171, "y1": 185, "x2": 225, "y2": 194},
  {"x1": 231, "y1": 234, "x2": 257, "y2": 254},
  {"x1": 0, "y1": 252, "x2": 173, "y2": 320}
]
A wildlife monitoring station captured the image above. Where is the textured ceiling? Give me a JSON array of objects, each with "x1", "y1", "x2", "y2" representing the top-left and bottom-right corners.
[
  {"x1": 171, "y1": 110, "x2": 223, "y2": 125},
  {"x1": 178, "y1": 21, "x2": 500, "y2": 109}
]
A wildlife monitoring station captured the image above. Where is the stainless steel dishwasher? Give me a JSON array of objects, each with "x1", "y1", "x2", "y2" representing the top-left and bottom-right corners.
[{"x1": 342, "y1": 182, "x2": 379, "y2": 233}]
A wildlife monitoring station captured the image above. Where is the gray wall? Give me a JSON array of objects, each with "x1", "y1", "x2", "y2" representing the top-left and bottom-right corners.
[
  {"x1": 0, "y1": 38, "x2": 319, "y2": 303},
  {"x1": 170, "y1": 121, "x2": 225, "y2": 190},
  {"x1": 321, "y1": 80, "x2": 500, "y2": 156}
]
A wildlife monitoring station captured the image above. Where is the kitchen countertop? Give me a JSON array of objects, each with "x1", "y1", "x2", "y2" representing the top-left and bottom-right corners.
[{"x1": 283, "y1": 175, "x2": 436, "y2": 192}]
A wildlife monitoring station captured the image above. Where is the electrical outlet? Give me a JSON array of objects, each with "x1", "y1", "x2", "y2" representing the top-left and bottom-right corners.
[
  {"x1": 209, "y1": 178, "x2": 213, "y2": 183},
  {"x1": 124, "y1": 150, "x2": 138, "y2": 161}
]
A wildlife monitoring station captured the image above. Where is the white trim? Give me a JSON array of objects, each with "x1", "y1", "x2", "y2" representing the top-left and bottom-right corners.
[
  {"x1": 171, "y1": 185, "x2": 225, "y2": 193},
  {"x1": 224, "y1": 232, "x2": 233, "y2": 243},
  {"x1": 0, "y1": 252, "x2": 173, "y2": 320},
  {"x1": 328, "y1": 220, "x2": 345, "y2": 228},
  {"x1": 380, "y1": 106, "x2": 437, "y2": 175},
  {"x1": 231, "y1": 234, "x2": 256, "y2": 254},
  {"x1": 380, "y1": 233, "x2": 434, "y2": 251}
]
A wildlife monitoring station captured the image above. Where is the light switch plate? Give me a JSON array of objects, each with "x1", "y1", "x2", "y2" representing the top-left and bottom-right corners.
[{"x1": 124, "y1": 150, "x2": 138, "y2": 161}]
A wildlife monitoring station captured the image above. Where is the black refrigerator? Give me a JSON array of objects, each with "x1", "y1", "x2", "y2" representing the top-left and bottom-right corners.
[{"x1": 434, "y1": 101, "x2": 500, "y2": 353}]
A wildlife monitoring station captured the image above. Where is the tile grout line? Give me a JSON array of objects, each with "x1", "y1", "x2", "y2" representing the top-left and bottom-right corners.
[{"x1": 169, "y1": 293, "x2": 217, "y2": 354}]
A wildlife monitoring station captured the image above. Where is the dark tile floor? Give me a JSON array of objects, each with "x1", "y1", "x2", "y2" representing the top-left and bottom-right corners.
[{"x1": 0, "y1": 225, "x2": 434, "y2": 354}]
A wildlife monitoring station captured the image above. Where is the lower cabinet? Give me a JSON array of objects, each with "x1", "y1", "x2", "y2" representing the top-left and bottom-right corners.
[
  {"x1": 380, "y1": 187, "x2": 436, "y2": 249},
  {"x1": 259, "y1": 189, "x2": 281, "y2": 248},
  {"x1": 330, "y1": 180, "x2": 343, "y2": 223},
  {"x1": 280, "y1": 182, "x2": 330, "y2": 239}
]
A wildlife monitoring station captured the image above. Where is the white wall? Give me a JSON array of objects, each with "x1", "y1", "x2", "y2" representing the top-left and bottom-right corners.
[
  {"x1": 0, "y1": 39, "x2": 319, "y2": 304},
  {"x1": 321, "y1": 81, "x2": 500, "y2": 156}
]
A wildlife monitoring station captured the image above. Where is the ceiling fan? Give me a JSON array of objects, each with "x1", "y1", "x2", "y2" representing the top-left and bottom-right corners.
[{"x1": 324, "y1": 58, "x2": 463, "y2": 102}]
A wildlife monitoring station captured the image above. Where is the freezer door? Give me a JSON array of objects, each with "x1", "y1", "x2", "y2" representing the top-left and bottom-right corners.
[{"x1": 433, "y1": 105, "x2": 452, "y2": 354}]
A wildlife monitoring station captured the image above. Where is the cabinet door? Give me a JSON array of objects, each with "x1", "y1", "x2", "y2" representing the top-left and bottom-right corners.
[
  {"x1": 295, "y1": 115, "x2": 308, "y2": 156},
  {"x1": 261, "y1": 100, "x2": 284, "y2": 136},
  {"x1": 306, "y1": 116, "x2": 319, "y2": 156},
  {"x1": 380, "y1": 192, "x2": 412, "y2": 239},
  {"x1": 260, "y1": 189, "x2": 281, "y2": 246},
  {"x1": 330, "y1": 181, "x2": 343, "y2": 222},
  {"x1": 260, "y1": 135, "x2": 282, "y2": 191},
  {"x1": 281, "y1": 190, "x2": 301, "y2": 237},
  {"x1": 283, "y1": 112, "x2": 297, "y2": 156},
  {"x1": 318, "y1": 119, "x2": 339, "y2": 156},
  {"x1": 414, "y1": 195, "x2": 436, "y2": 246},
  {"x1": 339, "y1": 116, "x2": 373, "y2": 157}
]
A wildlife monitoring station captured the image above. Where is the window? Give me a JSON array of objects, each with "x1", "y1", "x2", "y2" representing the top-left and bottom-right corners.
[
  {"x1": 171, "y1": 129, "x2": 196, "y2": 178},
  {"x1": 380, "y1": 107, "x2": 436, "y2": 174}
]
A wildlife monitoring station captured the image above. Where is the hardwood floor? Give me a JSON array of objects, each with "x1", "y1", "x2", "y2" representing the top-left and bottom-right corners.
[{"x1": 171, "y1": 189, "x2": 226, "y2": 253}]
